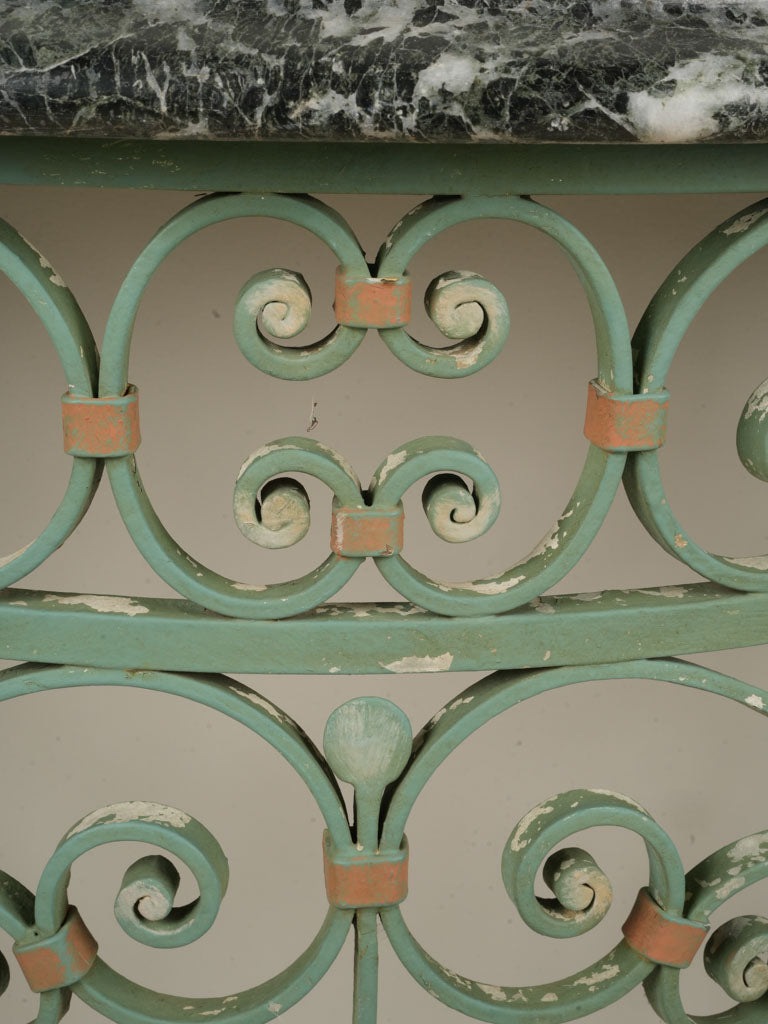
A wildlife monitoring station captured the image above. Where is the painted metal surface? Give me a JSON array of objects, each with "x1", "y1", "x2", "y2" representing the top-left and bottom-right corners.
[
  {"x1": 1, "y1": 146, "x2": 767, "y2": 1022},
  {"x1": 14, "y1": 906, "x2": 98, "y2": 992},
  {"x1": 4, "y1": 138, "x2": 768, "y2": 195},
  {"x1": 583, "y1": 380, "x2": 669, "y2": 452},
  {"x1": 62, "y1": 387, "x2": 141, "y2": 458},
  {"x1": 622, "y1": 889, "x2": 708, "y2": 969}
]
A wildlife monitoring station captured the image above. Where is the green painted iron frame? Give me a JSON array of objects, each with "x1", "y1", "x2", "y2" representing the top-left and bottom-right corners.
[{"x1": 1, "y1": 138, "x2": 768, "y2": 1024}]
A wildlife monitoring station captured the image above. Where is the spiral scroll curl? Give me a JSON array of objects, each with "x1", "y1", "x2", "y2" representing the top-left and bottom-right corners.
[
  {"x1": 645, "y1": 830, "x2": 768, "y2": 1023},
  {"x1": 377, "y1": 657, "x2": 768, "y2": 1022},
  {"x1": 233, "y1": 266, "x2": 367, "y2": 381},
  {"x1": 378, "y1": 268, "x2": 510, "y2": 377},
  {"x1": 0, "y1": 218, "x2": 101, "y2": 590},
  {"x1": 0, "y1": 662, "x2": 356, "y2": 1023},
  {"x1": 626, "y1": 196, "x2": 768, "y2": 591}
]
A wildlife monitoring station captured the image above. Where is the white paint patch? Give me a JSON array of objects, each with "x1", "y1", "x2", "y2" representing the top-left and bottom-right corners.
[
  {"x1": 531, "y1": 597, "x2": 556, "y2": 614},
  {"x1": 267, "y1": 1003, "x2": 282, "y2": 1014},
  {"x1": 528, "y1": 524, "x2": 560, "y2": 560},
  {"x1": 727, "y1": 834, "x2": 768, "y2": 865},
  {"x1": 724, "y1": 209, "x2": 768, "y2": 236},
  {"x1": 541, "y1": 993, "x2": 558, "y2": 1003},
  {"x1": 715, "y1": 877, "x2": 745, "y2": 900},
  {"x1": 543, "y1": 650, "x2": 551, "y2": 662},
  {"x1": 8, "y1": 600, "x2": 27, "y2": 606},
  {"x1": 441, "y1": 966, "x2": 472, "y2": 990},
  {"x1": 572, "y1": 964, "x2": 620, "y2": 987},
  {"x1": 509, "y1": 804, "x2": 554, "y2": 852},
  {"x1": 230, "y1": 686, "x2": 285, "y2": 722},
  {"x1": 746, "y1": 693, "x2": 766, "y2": 710},
  {"x1": 638, "y1": 586, "x2": 688, "y2": 599},
  {"x1": 68, "y1": 801, "x2": 190, "y2": 838},
  {"x1": 382, "y1": 652, "x2": 453, "y2": 673},
  {"x1": 477, "y1": 983, "x2": 509, "y2": 1003},
  {"x1": 232, "y1": 582, "x2": 268, "y2": 591},
  {"x1": 590, "y1": 789, "x2": 647, "y2": 814},
  {"x1": 572, "y1": 591, "x2": 603, "y2": 602},
  {"x1": 42, "y1": 594, "x2": 149, "y2": 616},
  {"x1": 724, "y1": 554, "x2": 768, "y2": 569},
  {"x1": 0, "y1": 543, "x2": 32, "y2": 567},
  {"x1": 376, "y1": 449, "x2": 407, "y2": 484},
  {"x1": 452, "y1": 576, "x2": 525, "y2": 595}
]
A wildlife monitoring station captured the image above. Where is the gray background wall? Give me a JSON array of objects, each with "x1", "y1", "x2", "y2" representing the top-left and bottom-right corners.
[{"x1": 0, "y1": 183, "x2": 766, "y2": 1022}]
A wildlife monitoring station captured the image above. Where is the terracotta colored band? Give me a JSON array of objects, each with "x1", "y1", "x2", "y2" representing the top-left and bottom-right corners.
[
  {"x1": 584, "y1": 380, "x2": 669, "y2": 452},
  {"x1": 323, "y1": 831, "x2": 408, "y2": 909},
  {"x1": 622, "y1": 888, "x2": 708, "y2": 968},
  {"x1": 334, "y1": 267, "x2": 412, "y2": 328},
  {"x1": 62, "y1": 385, "x2": 141, "y2": 457},
  {"x1": 331, "y1": 505, "x2": 403, "y2": 558},
  {"x1": 14, "y1": 906, "x2": 98, "y2": 992}
]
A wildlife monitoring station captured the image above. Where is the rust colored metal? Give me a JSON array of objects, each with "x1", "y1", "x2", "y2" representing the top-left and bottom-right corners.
[
  {"x1": 622, "y1": 887, "x2": 708, "y2": 968},
  {"x1": 14, "y1": 906, "x2": 98, "y2": 992},
  {"x1": 331, "y1": 505, "x2": 404, "y2": 558},
  {"x1": 583, "y1": 380, "x2": 669, "y2": 452},
  {"x1": 334, "y1": 267, "x2": 412, "y2": 328},
  {"x1": 323, "y1": 831, "x2": 409, "y2": 909},
  {"x1": 62, "y1": 385, "x2": 141, "y2": 457}
]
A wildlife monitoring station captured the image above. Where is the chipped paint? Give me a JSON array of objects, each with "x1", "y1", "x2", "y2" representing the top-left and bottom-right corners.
[
  {"x1": 715, "y1": 877, "x2": 745, "y2": 900},
  {"x1": 229, "y1": 685, "x2": 285, "y2": 722},
  {"x1": 376, "y1": 449, "x2": 407, "y2": 484},
  {"x1": 509, "y1": 804, "x2": 554, "y2": 852},
  {"x1": 477, "y1": 984, "x2": 509, "y2": 1002},
  {"x1": 232, "y1": 582, "x2": 268, "y2": 591},
  {"x1": 674, "y1": 533, "x2": 688, "y2": 548},
  {"x1": 590, "y1": 789, "x2": 647, "y2": 813},
  {"x1": 68, "y1": 801, "x2": 190, "y2": 838},
  {"x1": 0, "y1": 543, "x2": 33, "y2": 568},
  {"x1": 724, "y1": 554, "x2": 768, "y2": 569},
  {"x1": 637, "y1": 585, "x2": 688, "y2": 599},
  {"x1": 450, "y1": 575, "x2": 525, "y2": 595},
  {"x1": 723, "y1": 208, "x2": 768, "y2": 235},
  {"x1": 441, "y1": 966, "x2": 472, "y2": 990},
  {"x1": 746, "y1": 693, "x2": 766, "y2": 710},
  {"x1": 382, "y1": 652, "x2": 453, "y2": 673},
  {"x1": 572, "y1": 964, "x2": 620, "y2": 988},
  {"x1": 267, "y1": 1003, "x2": 282, "y2": 1013},
  {"x1": 541, "y1": 993, "x2": 558, "y2": 1002},
  {"x1": 42, "y1": 594, "x2": 149, "y2": 615}
]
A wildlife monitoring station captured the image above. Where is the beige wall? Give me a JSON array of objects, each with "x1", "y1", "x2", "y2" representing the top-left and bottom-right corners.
[{"x1": 0, "y1": 184, "x2": 766, "y2": 1022}]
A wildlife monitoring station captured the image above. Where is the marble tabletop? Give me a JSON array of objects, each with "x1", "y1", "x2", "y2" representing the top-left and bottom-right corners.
[{"x1": 2, "y1": 1, "x2": 768, "y2": 144}]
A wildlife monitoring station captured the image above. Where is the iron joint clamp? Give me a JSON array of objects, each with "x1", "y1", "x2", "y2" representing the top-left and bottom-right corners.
[
  {"x1": 323, "y1": 831, "x2": 409, "y2": 909},
  {"x1": 334, "y1": 267, "x2": 412, "y2": 329},
  {"x1": 622, "y1": 887, "x2": 709, "y2": 969},
  {"x1": 62, "y1": 385, "x2": 141, "y2": 457},
  {"x1": 331, "y1": 504, "x2": 404, "y2": 558},
  {"x1": 583, "y1": 380, "x2": 670, "y2": 452},
  {"x1": 14, "y1": 905, "x2": 99, "y2": 992}
]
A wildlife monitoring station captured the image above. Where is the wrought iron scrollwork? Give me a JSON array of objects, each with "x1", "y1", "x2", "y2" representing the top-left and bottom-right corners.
[{"x1": 0, "y1": 659, "x2": 765, "y2": 1021}]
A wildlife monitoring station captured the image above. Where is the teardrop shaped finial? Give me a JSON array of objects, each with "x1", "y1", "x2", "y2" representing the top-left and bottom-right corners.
[{"x1": 324, "y1": 697, "x2": 412, "y2": 788}]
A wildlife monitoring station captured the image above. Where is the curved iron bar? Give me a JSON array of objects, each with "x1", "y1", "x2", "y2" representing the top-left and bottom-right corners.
[
  {"x1": 626, "y1": 196, "x2": 768, "y2": 590},
  {"x1": 0, "y1": 219, "x2": 101, "y2": 590},
  {"x1": 0, "y1": 663, "x2": 356, "y2": 1023},
  {"x1": 378, "y1": 657, "x2": 768, "y2": 1022}
]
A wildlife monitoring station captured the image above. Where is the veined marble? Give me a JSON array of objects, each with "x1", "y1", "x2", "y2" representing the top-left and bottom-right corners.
[{"x1": 2, "y1": 1, "x2": 768, "y2": 143}]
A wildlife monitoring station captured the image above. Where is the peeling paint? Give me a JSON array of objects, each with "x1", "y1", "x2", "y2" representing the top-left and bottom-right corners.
[
  {"x1": 477, "y1": 983, "x2": 509, "y2": 1002},
  {"x1": 42, "y1": 593, "x2": 149, "y2": 615},
  {"x1": 0, "y1": 543, "x2": 32, "y2": 568},
  {"x1": 382, "y1": 652, "x2": 453, "y2": 673},
  {"x1": 509, "y1": 804, "x2": 554, "y2": 852},
  {"x1": 723, "y1": 208, "x2": 768, "y2": 235},
  {"x1": 232, "y1": 582, "x2": 268, "y2": 591},
  {"x1": 746, "y1": 693, "x2": 766, "y2": 710},
  {"x1": 376, "y1": 448, "x2": 407, "y2": 484},
  {"x1": 68, "y1": 801, "x2": 190, "y2": 838},
  {"x1": 572, "y1": 964, "x2": 620, "y2": 988}
]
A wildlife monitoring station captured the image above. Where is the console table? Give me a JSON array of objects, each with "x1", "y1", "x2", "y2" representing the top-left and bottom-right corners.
[{"x1": 1, "y1": 2, "x2": 768, "y2": 1022}]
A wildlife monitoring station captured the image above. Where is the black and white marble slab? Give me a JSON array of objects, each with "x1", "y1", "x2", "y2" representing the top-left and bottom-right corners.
[{"x1": 2, "y1": 1, "x2": 768, "y2": 143}]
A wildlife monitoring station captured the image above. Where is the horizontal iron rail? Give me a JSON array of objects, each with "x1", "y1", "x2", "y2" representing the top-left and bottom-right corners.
[
  {"x1": 2, "y1": 138, "x2": 768, "y2": 195},
  {"x1": 1, "y1": 582, "x2": 765, "y2": 674}
]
